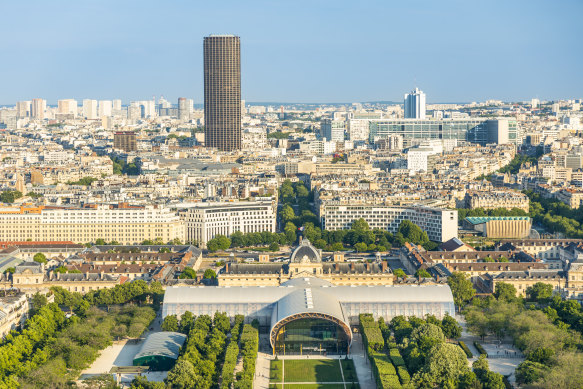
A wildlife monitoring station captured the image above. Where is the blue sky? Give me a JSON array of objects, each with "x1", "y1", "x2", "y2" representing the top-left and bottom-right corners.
[{"x1": 1, "y1": 0, "x2": 581, "y2": 104}]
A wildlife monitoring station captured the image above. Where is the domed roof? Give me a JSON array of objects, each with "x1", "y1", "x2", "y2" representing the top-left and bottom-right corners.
[{"x1": 290, "y1": 238, "x2": 321, "y2": 263}]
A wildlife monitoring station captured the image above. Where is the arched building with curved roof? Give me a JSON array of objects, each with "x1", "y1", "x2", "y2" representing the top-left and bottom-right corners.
[{"x1": 162, "y1": 277, "x2": 455, "y2": 355}]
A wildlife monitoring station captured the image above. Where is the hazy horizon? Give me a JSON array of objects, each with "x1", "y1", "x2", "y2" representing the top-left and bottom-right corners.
[{"x1": 1, "y1": 0, "x2": 581, "y2": 104}]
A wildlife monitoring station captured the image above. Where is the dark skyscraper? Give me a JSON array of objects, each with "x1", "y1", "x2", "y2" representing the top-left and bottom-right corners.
[{"x1": 204, "y1": 35, "x2": 241, "y2": 151}]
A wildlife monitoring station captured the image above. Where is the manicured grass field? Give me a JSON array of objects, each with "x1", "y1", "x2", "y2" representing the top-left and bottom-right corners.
[
  {"x1": 284, "y1": 359, "x2": 342, "y2": 382},
  {"x1": 340, "y1": 359, "x2": 358, "y2": 382},
  {"x1": 269, "y1": 358, "x2": 360, "y2": 388},
  {"x1": 269, "y1": 384, "x2": 357, "y2": 389}
]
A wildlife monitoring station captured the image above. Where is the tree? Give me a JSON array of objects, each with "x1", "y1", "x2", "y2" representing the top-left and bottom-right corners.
[
  {"x1": 411, "y1": 323, "x2": 445, "y2": 352},
  {"x1": 207, "y1": 239, "x2": 219, "y2": 252},
  {"x1": 0, "y1": 190, "x2": 22, "y2": 204},
  {"x1": 415, "y1": 268, "x2": 432, "y2": 278},
  {"x1": 280, "y1": 205, "x2": 296, "y2": 223},
  {"x1": 526, "y1": 282, "x2": 554, "y2": 302},
  {"x1": 179, "y1": 311, "x2": 195, "y2": 334},
  {"x1": 130, "y1": 375, "x2": 165, "y2": 389},
  {"x1": 494, "y1": 282, "x2": 517, "y2": 302},
  {"x1": 413, "y1": 343, "x2": 470, "y2": 388},
  {"x1": 441, "y1": 314, "x2": 462, "y2": 339},
  {"x1": 230, "y1": 231, "x2": 246, "y2": 247},
  {"x1": 448, "y1": 272, "x2": 476, "y2": 308},
  {"x1": 516, "y1": 360, "x2": 548, "y2": 385},
  {"x1": 393, "y1": 268, "x2": 406, "y2": 278},
  {"x1": 295, "y1": 184, "x2": 309, "y2": 198},
  {"x1": 331, "y1": 242, "x2": 344, "y2": 251},
  {"x1": 472, "y1": 354, "x2": 489, "y2": 380},
  {"x1": 354, "y1": 242, "x2": 368, "y2": 252},
  {"x1": 212, "y1": 235, "x2": 231, "y2": 251},
  {"x1": 162, "y1": 314, "x2": 179, "y2": 332},
  {"x1": 31, "y1": 293, "x2": 48, "y2": 312},
  {"x1": 284, "y1": 222, "x2": 297, "y2": 244},
  {"x1": 159, "y1": 247, "x2": 171, "y2": 253},
  {"x1": 352, "y1": 218, "x2": 370, "y2": 232},
  {"x1": 33, "y1": 252, "x2": 47, "y2": 264},
  {"x1": 95, "y1": 238, "x2": 106, "y2": 245},
  {"x1": 166, "y1": 359, "x2": 200, "y2": 388},
  {"x1": 179, "y1": 267, "x2": 196, "y2": 279},
  {"x1": 204, "y1": 269, "x2": 217, "y2": 280},
  {"x1": 269, "y1": 242, "x2": 280, "y2": 251},
  {"x1": 398, "y1": 220, "x2": 429, "y2": 245}
]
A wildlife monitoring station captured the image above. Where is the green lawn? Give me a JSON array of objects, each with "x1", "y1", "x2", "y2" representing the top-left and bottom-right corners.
[
  {"x1": 340, "y1": 359, "x2": 358, "y2": 382},
  {"x1": 270, "y1": 360, "x2": 283, "y2": 381},
  {"x1": 269, "y1": 359, "x2": 360, "y2": 388},
  {"x1": 284, "y1": 359, "x2": 342, "y2": 382},
  {"x1": 269, "y1": 385, "x2": 356, "y2": 389}
]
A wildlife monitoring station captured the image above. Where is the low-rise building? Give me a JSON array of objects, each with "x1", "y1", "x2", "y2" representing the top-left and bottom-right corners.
[
  {"x1": 219, "y1": 238, "x2": 394, "y2": 286},
  {"x1": 183, "y1": 201, "x2": 276, "y2": 248},
  {"x1": 464, "y1": 191, "x2": 529, "y2": 212},
  {"x1": 463, "y1": 216, "x2": 532, "y2": 239},
  {"x1": 320, "y1": 202, "x2": 458, "y2": 242},
  {"x1": 0, "y1": 204, "x2": 185, "y2": 245}
]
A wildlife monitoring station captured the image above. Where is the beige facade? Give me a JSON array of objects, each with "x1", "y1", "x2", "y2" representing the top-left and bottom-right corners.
[
  {"x1": 0, "y1": 204, "x2": 184, "y2": 244},
  {"x1": 464, "y1": 191, "x2": 529, "y2": 212},
  {"x1": 464, "y1": 217, "x2": 531, "y2": 239},
  {"x1": 218, "y1": 239, "x2": 394, "y2": 287},
  {"x1": 556, "y1": 189, "x2": 583, "y2": 208},
  {"x1": 0, "y1": 262, "x2": 121, "y2": 294},
  {"x1": 184, "y1": 201, "x2": 276, "y2": 248}
]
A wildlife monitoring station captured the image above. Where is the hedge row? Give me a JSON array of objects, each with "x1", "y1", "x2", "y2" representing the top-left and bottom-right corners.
[
  {"x1": 359, "y1": 314, "x2": 385, "y2": 351},
  {"x1": 388, "y1": 347, "x2": 406, "y2": 367},
  {"x1": 369, "y1": 349, "x2": 401, "y2": 389},
  {"x1": 219, "y1": 315, "x2": 245, "y2": 389},
  {"x1": 234, "y1": 324, "x2": 259, "y2": 389},
  {"x1": 459, "y1": 341, "x2": 473, "y2": 358},
  {"x1": 474, "y1": 341, "x2": 488, "y2": 357},
  {"x1": 396, "y1": 365, "x2": 410, "y2": 385}
]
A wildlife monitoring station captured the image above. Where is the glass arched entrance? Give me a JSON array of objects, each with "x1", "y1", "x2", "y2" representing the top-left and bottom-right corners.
[{"x1": 271, "y1": 314, "x2": 351, "y2": 355}]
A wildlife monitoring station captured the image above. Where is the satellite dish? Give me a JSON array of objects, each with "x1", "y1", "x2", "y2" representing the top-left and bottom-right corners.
[{"x1": 528, "y1": 229, "x2": 540, "y2": 239}]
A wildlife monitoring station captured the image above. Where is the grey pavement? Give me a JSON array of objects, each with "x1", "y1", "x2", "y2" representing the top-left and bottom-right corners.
[{"x1": 349, "y1": 333, "x2": 375, "y2": 389}]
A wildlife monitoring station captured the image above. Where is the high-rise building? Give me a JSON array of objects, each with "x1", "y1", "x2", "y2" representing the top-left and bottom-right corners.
[
  {"x1": 204, "y1": 35, "x2": 241, "y2": 151},
  {"x1": 16, "y1": 101, "x2": 31, "y2": 118},
  {"x1": 57, "y1": 99, "x2": 78, "y2": 115},
  {"x1": 99, "y1": 100, "x2": 113, "y2": 117},
  {"x1": 320, "y1": 119, "x2": 346, "y2": 142},
  {"x1": 178, "y1": 97, "x2": 190, "y2": 121},
  {"x1": 113, "y1": 99, "x2": 122, "y2": 111},
  {"x1": 404, "y1": 87, "x2": 426, "y2": 119},
  {"x1": 31, "y1": 98, "x2": 46, "y2": 119},
  {"x1": 114, "y1": 131, "x2": 137, "y2": 152},
  {"x1": 83, "y1": 99, "x2": 98, "y2": 119}
]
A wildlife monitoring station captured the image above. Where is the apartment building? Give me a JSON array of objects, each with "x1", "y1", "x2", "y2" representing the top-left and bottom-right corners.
[
  {"x1": 464, "y1": 191, "x2": 530, "y2": 212},
  {"x1": 319, "y1": 202, "x2": 458, "y2": 242},
  {"x1": 0, "y1": 204, "x2": 184, "y2": 244},
  {"x1": 184, "y1": 201, "x2": 276, "y2": 248}
]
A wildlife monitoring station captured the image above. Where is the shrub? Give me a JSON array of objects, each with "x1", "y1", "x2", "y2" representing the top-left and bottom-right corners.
[
  {"x1": 389, "y1": 347, "x2": 406, "y2": 366},
  {"x1": 474, "y1": 341, "x2": 488, "y2": 356},
  {"x1": 396, "y1": 365, "x2": 411, "y2": 384},
  {"x1": 459, "y1": 341, "x2": 473, "y2": 358},
  {"x1": 359, "y1": 314, "x2": 385, "y2": 351}
]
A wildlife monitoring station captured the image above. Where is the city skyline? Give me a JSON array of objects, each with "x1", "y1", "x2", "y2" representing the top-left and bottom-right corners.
[{"x1": 0, "y1": 0, "x2": 581, "y2": 104}]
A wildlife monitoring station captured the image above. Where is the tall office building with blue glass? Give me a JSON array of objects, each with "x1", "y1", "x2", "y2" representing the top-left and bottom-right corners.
[{"x1": 404, "y1": 87, "x2": 426, "y2": 119}]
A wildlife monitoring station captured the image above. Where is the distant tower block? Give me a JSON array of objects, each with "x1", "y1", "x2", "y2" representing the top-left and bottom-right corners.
[{"x1": 204, "y1": 35, "x2": 241, "y2": 151}]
